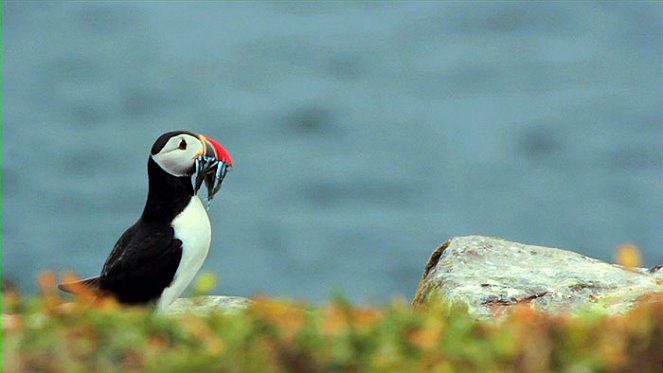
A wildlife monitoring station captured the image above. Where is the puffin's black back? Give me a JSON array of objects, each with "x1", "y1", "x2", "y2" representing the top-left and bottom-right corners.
[
  {"x1": 99, "y1": 223, "x2": 182, "y2": 303},
  {"x1": 97, "y1": 157, "x2": 195, "y2": 304}
]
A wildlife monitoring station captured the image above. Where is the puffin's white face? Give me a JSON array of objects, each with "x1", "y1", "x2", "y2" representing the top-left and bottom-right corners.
[
  {"x1": 151, "y1": 133, "x2": 204, "y2": 177},
  {"x1": 150, "y1": 130, "x2": 233, "y2": 204}
]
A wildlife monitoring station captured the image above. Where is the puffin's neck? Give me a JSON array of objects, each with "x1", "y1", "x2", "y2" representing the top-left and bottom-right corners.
[{"x1": 141, "y1": 157, "x2": 195, "y2": 224}]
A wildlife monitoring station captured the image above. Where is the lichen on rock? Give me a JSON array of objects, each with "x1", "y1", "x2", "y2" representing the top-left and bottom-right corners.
[
  {"x1": 413, "y1": 235, "x2": 662, "y2": 319},
  {"x1": 165, "y1": 295, "x2": 253, "y2": 316}
]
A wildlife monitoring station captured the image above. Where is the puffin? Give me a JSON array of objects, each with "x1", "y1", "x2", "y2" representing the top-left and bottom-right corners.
[{"x1": 58, "y1": 130, "x2": 232, "y2": 311}]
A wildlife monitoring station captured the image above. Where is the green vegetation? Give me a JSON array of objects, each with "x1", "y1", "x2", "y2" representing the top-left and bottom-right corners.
[{"x1": 3, "y1": 285, "x2": 660, "y2": 373}]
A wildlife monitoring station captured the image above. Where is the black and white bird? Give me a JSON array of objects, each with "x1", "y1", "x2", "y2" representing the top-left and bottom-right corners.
[{"x1": 58, "y1": 130, "x2": 232, "y2": 311}]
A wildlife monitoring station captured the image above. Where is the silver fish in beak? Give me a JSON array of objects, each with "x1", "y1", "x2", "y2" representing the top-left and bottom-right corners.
[{"x1": 192, "y1": 134, "x2": 233, "y2": 208}]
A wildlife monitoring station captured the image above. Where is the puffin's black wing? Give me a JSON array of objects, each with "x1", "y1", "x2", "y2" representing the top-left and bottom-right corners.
[{"x1": 98, "y1": 222, "x2": 183, "y2": 304}]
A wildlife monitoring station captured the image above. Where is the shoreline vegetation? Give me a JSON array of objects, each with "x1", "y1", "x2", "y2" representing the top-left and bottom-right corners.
[{"x1": 3, "y1": 276, "x2": 661, "y2": 373}]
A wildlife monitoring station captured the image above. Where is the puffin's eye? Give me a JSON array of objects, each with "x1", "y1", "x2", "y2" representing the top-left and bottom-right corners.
[{"x1": 178, "y1": 139, "x2": 187, "y2": 150}]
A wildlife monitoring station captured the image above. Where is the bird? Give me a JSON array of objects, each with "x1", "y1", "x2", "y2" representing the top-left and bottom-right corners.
[{"x1": 58, "y1": 130, "x2": 232, "y2": 311}]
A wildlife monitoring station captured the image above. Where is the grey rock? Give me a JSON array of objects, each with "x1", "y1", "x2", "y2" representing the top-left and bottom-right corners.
[
  {"x1": 413, "y1": 236, "x2": 662, "y2": 319},
  {"x1": 164, "y1": 296, "x2": 253, "y2": 316}
]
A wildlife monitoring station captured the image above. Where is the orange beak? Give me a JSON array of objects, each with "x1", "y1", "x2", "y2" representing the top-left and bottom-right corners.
[{"x1": 197, "y1": 134, "x2": 233, "y2": 166}]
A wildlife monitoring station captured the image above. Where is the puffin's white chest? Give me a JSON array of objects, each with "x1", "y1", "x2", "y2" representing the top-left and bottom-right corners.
[{"x1": 157, "y1": 196, "x2": 211, "y2": 311}]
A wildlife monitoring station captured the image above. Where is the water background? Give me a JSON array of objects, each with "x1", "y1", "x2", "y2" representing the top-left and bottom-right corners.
[{"x1": 3, "y1": 2, "x2": 661, "y2": 303}]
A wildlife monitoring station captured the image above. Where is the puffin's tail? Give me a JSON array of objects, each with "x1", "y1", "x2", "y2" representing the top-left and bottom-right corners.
[{"x1": 57, "y1": 276, "x2": 101, "y2": 295}]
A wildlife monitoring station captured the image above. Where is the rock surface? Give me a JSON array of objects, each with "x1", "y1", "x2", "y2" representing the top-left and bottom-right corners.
[
  {"x1": 165, "y1": 296, "x2": 253, "y2": 316},
  {"x1": 413, "y1": 236, "x2": 662, "y2": 319}
]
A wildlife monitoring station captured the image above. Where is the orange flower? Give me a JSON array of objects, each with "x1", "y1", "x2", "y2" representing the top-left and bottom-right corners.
[
  {"x1": 321, "y1": 305, "x2": 348, "y2": 336},
  {"x1": 407, "y1": 324, "x2": 442, "y2": 350},
  {"x1": 615, "y1": 243, "x2": 642, "y2": 269}
]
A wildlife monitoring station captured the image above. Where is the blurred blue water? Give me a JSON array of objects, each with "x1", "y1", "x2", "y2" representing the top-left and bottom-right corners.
[{"x1": 2, "y1": 2, "x2": 661, "y2": 303}]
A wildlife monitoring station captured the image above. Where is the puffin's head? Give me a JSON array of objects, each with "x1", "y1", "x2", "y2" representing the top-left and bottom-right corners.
[{"x1": 150, "y1": 130, "x2": 233, "y2": 203}]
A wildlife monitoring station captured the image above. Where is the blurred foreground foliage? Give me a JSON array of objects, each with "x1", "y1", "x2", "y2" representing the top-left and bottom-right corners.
[{"x1": 2, "y1": 288, "x2": 661, "y2": 373}]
